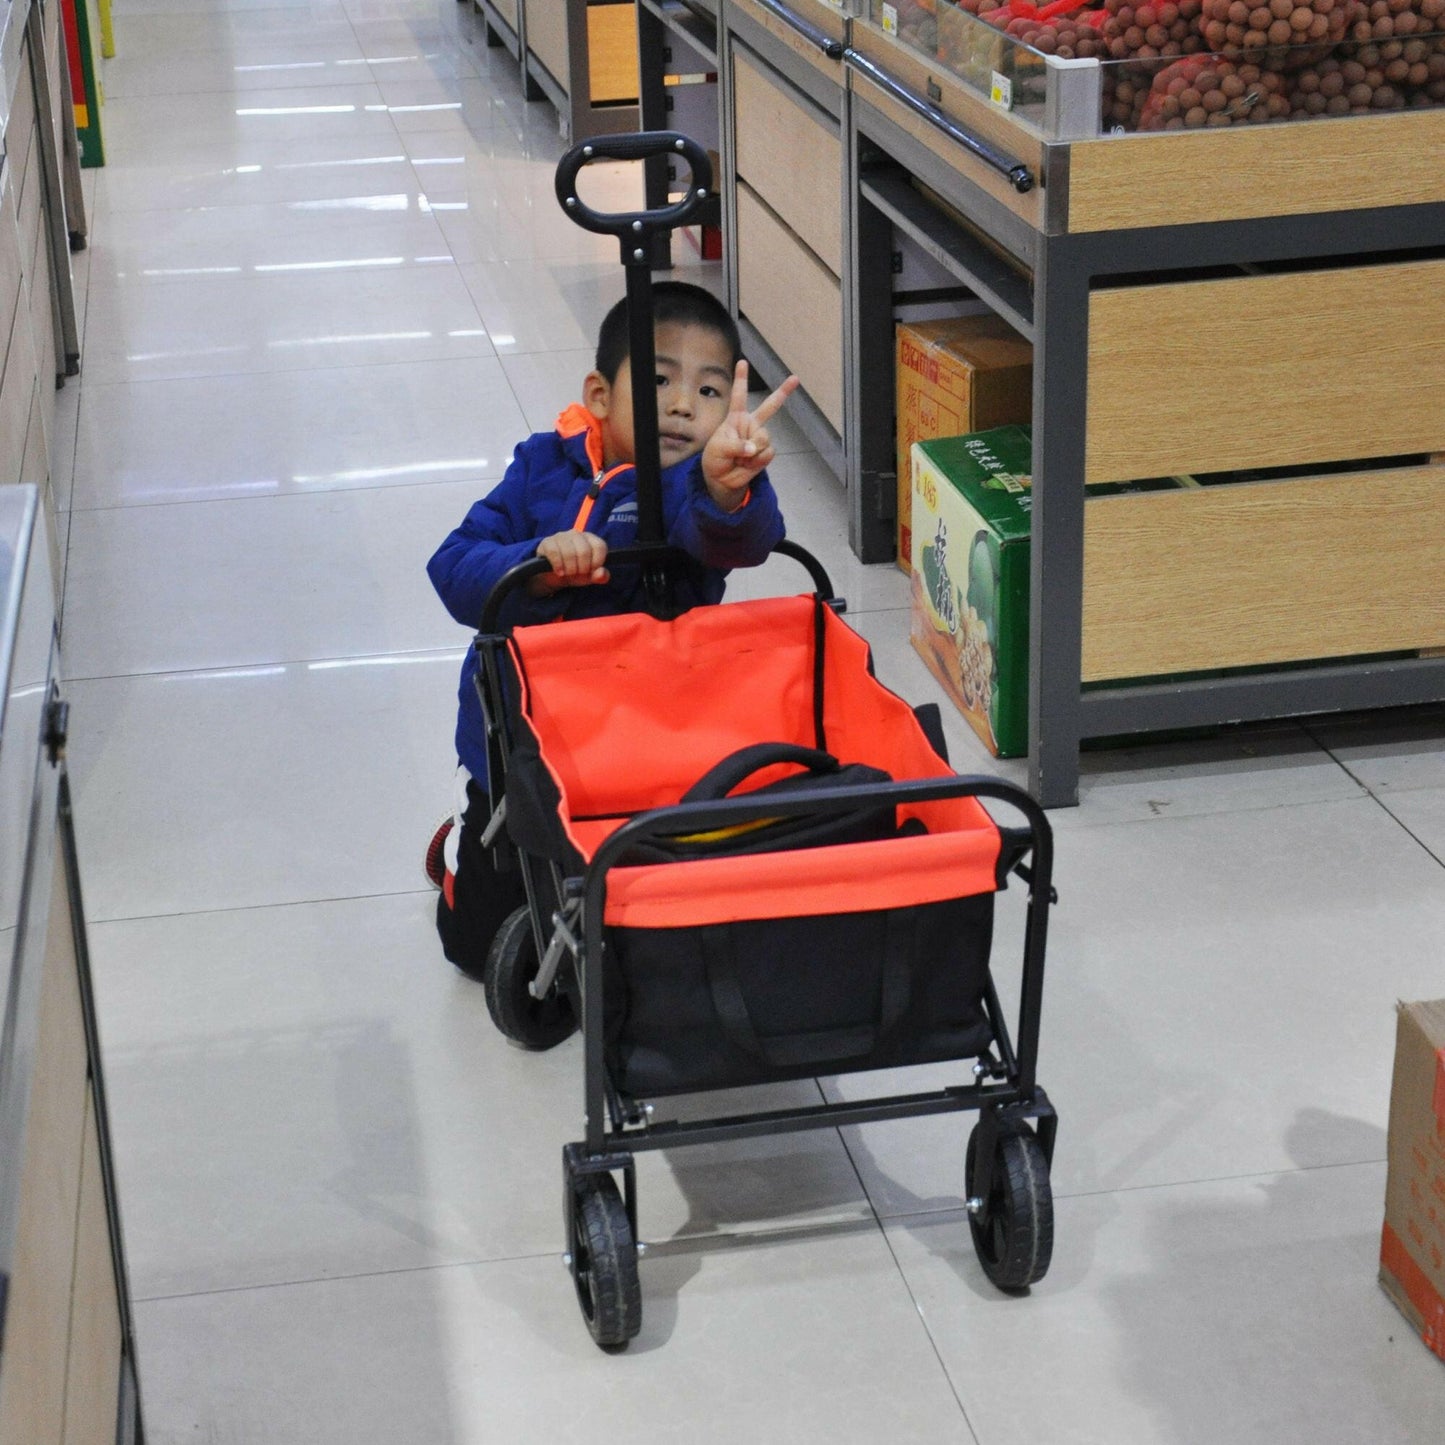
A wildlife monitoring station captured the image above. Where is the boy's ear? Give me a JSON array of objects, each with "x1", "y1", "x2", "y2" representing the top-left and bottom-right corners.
[{"x1": 582, "y1": 370, "x2": 611, "y2": 420}]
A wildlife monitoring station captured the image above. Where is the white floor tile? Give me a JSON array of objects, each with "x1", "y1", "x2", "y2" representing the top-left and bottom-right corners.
[
  {"x1": 885, "y1": 1163, "x2": 1445, "y2": 1445},
  {"x1": 457, "y1": 257, "x2": 622, "y2": 355},
  {"x1": 97, "y1": 84, "x2": 405, "y2": 152},
  {"x1": 102, "y1": 43, "x2": 371, "y2": 100},
  {"x1": 134, "y1": 1232, "x2": 976, "y2": 1444},
  {"x1": 63, "y1": 480, "x2": 488, "y2": 677},
  {"x1": 499, "y1": 346, "x2": 595, "y2": 434},
  {"x1": 91, "y1": 891, "x2": 872, "y2": 1296},
  {"x1": 71, "y1": 357, "x2": 526, "y2": 509},
  {"x1": 379, "y1": 74, "x2": 557, "y2": 138},
  {"x1": 81, "y1": 264, "x2": 492, "y2": 384},
  {"x1": 66, "y1": 651, "x2": 466, "y2": 920},
  {"x1": 86, "y1": 200, "x2": 453, "y2": 287},
  {"x1": 1376, "y1": 782, "x2": 1445, "y2": 858},
  {"x1": 1308, "y1": 703, "x2": 1445, "y2": 795},
  {"x1": 825, "y1": 795, "x2": 1445, "y2": 1212},
  {"x1": 104, "y1": 7, "x2": 355, "y2": 53}
]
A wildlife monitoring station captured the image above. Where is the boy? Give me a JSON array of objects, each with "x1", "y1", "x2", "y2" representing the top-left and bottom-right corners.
[{"x1": 427, "y1": 281, "x2": 797, "y2": 978}]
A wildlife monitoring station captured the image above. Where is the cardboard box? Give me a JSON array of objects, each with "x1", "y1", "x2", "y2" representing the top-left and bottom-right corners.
[
  {"x1": 909, "y1": 427, "x2": 1190, "y2": 757},
  {"x1": 896, "y1": 316, "x2": 1032, "y2": 572},
  {"x1": 1380, "y1": 998, "x2": 1445, "y2": 1363}
]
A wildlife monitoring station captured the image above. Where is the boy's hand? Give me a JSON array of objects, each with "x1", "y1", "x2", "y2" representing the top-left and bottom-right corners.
[
  {"x1": 529, "y1": 530, "x2": 609, "y2": 595},
  {"x1": 701, "y1": 362, "x2": 799, "y2": 511}
]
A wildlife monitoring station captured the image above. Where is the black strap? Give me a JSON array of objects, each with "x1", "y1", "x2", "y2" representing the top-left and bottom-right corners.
[
  {"x1": 701, "y1": 912, "x2": 916, "y2": 1069},
  {"x1": 812, "y1": 594, "x2": 828, "y2": 752},
  {"x1": 681, "y1": 742, "x2": 839, "y2": 802}
]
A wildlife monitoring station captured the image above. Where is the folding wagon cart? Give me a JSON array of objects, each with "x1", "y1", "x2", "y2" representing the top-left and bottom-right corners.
[{"x1": 470, "y1": 134, "x2": 1061, "y2": 1347}]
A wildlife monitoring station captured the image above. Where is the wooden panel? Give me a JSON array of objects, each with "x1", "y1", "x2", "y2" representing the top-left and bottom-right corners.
[
  {"x1": 525, "y1": 0, "x2": 571, "y2": 90},
  {"x1": 1081, "y1": 466, "x2": 1445, "y2": 680},
  {"x1": 731, "y1": 0, "x2": 845, "y2": 88},
  {"x1": 1069, "y1": 108, "x2": 1445, "y2": 233},
  {"x1": 0, "y1": 840, "x2": 90, "y2": 1445},
  {"x1": 734, "y1": 50, "x2": 841, "y2": 276},
  {"x1": 587, "y1": 3, "x2": 637, "y2": 103},
  {"x1": 61, "y1": 1096, "x2": 124, "y2": 1445},
  {"x1": 846, "y1": 54, "x2": 1044, "y2": 233},
  {"x1": 737, "y1": 181, "x2": 843, "y2": 431},
  {"x1": 1085, "y1": 259, "x2": 1445, "y2": 482}
]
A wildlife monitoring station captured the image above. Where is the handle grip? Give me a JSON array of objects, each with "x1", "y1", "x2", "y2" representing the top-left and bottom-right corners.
[
  {"x1": 680, "y1": 742, "x2": 840, "y2": 803},
  {"x1": 555, "y1": 132, "x2": 714, "y2": 245}
]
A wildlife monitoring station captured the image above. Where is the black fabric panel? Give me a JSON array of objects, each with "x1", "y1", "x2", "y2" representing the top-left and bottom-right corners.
[{"x1": 602, "y1": 892, "x2": 997, "y2": 1096}]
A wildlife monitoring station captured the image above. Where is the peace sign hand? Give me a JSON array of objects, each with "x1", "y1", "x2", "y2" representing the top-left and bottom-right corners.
[{"x1": 701, "y1": 361, "x2": 799, "y2": 511}]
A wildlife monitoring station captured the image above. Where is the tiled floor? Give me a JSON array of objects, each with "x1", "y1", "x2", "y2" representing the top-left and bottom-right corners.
[{"x1": 58, "y1": 2, "x2": 1445, "y2": 1441}]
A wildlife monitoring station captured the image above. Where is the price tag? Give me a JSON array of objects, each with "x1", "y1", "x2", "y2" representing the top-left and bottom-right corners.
[
  {"x1": 990, "y1": 70, "x2": 1013, "y2": 110},
  {"x1": 881, "y1": 3, "x2": 898, "y2": 34}
]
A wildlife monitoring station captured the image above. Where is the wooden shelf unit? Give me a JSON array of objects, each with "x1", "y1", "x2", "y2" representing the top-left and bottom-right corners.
[{"x1": 633, "y1": 0, "x2": 1445, "y2": 805}]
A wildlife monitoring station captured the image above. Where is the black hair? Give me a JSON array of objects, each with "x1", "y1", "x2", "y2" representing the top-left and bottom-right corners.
[{"x1": 593, "y1": 282, "x2": 742, "y2": 383}]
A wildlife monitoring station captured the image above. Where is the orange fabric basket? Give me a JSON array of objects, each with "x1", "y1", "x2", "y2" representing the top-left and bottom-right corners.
[{"x1": 507, "y1": 595, "x2": 1003, "y2": 927}]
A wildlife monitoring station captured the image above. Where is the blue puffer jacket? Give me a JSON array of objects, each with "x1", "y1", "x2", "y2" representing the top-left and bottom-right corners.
[{"x1": 428, "y1": 404, "x2": 786, "y2": 784}]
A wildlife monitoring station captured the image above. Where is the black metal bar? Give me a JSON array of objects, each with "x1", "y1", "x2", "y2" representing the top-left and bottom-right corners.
[
  {"x1": 1028, "y1": 233, "x2": 1092, "y2": 808},
  {"x1": 749, "y1": 0, "x2": 845, "y2": 57},
  {"x1": 1079, "y1": 655, "x2": 1445, "y2": 739},
  {"x1": 607, "y1": 1082, "x2": 1025, "y2": 1152},
  {"x1": 843, "y1": 49, "x2": 1033, "y2": 194},
  {"x1": 624, "y1": 255, "x2": 665, "y2": 548},
  {"x1": 636, "y1": 3, "x2": 674, "y2": 267},
  {"x1": 859, "y1": 166, "x2": 1035, "y2": 338},
  {"x1": 770, "y1": 539, "x2": 835, "y2": 599},
  {"x1": 847, "y1": 139, "x2": 899, "y2": 565}
]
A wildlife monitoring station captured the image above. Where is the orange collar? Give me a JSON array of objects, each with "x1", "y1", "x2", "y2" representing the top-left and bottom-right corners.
[{"x1": 556, "y1": 403, "x2": 606, "y2": 477}]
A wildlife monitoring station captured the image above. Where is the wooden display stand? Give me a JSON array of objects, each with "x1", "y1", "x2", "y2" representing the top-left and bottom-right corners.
[{"x1": 665, "y1": 0, "x2": 1445, "y2": 804}]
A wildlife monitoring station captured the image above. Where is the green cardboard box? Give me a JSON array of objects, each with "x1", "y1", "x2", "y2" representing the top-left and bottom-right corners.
[{"x1": 909, "y1": 426, "x2": 1191, "y2": 757}]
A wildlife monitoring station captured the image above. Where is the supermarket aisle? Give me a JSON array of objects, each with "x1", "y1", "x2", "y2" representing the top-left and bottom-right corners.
[{"x1": 54, "y1": 1, "x2": 1445, "y2": 1441}]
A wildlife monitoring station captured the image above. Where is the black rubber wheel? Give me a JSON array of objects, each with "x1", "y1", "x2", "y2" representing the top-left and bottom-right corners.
[
  {"x1": 482, "y1": 906, "x2": 578, "y2": 1049},
  {"x1": 966, "y1": 1122, "x2": 1054, "y2": 1291},
  {"x1": 570, "y1": 1174, "x2": 642, "y2": 1349}
]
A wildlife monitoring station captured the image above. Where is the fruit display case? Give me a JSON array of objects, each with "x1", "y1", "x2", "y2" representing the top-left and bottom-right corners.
[
  {"x1": 830, "y1": 0, "x2": 1445, "y2": 805},
  {"x1": 640, "y1": 0, "x2": 1445, "y2": 801}
]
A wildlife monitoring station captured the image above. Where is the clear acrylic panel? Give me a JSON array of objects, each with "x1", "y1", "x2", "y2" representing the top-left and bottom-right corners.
[{"x1": 874, "y1": 0, "x2": 1445, "y2": 135}]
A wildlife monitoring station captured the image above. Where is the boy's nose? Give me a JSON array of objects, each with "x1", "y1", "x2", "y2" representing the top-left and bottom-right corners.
[{"x1": 665, "y1": 385, "x2": 694, "y2": 416}]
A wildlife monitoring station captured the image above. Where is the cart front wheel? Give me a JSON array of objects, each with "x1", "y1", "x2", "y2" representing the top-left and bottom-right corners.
[
  {"x1": 569, "y1": 1174, "x2": 642, "y2": 1349},
  {"x1": 483, "y1": 906, "x2": 577, "y2": 1049},
  {"x1": 966, "y1": 1122, "x2": 1054, "y2": 1291}
]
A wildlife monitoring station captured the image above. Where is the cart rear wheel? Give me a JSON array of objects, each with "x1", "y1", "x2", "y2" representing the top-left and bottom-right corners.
[
  {"x1": 569, "y1": 1174, "x2": 642, "y2": 1349},
  {"x1": 966, "y1": 1123, "x2": 1054, "y2": 1291},
  {"x1": 483, "y1": 906, "x2": 577, "y2": 1049}
]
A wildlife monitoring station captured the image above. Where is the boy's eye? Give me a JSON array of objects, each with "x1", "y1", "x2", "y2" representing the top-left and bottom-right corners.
[{"x1": 700, "y1": 384, "x2": 722, "y2": 399}]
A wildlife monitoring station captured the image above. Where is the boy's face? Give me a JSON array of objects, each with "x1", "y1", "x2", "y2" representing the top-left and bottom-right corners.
[{"x1": 584, "y1": 321, "x2": 735, "y2": 470}]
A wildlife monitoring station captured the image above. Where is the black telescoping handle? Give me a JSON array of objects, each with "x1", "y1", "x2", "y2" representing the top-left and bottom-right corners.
[
  {"x1": 555, "y1": 132, "x2": 715, "y2": 568},
  {"x1": 554, "y1": 132, "x2": 714, "y2": 252}
]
